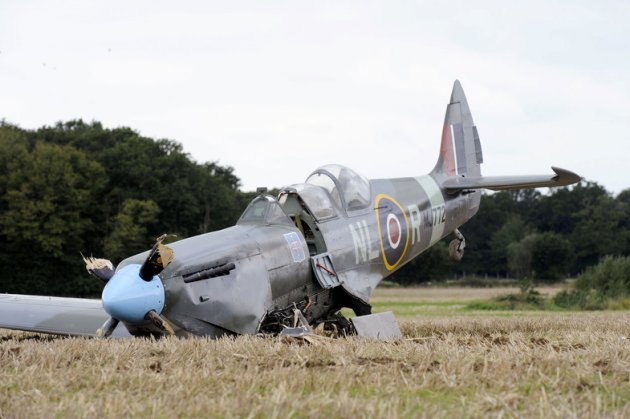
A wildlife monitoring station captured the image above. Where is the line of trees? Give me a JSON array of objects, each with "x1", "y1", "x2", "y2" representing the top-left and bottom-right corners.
[
  {"x1": 1, "y1": 120, "x2": 628, "y2": 294},
  {"x1": 392, "y1": 183, "x2": 630, "y2": 284},
  {"x1": 0, "y1": 120, "x2": 252, "y2": 296}
]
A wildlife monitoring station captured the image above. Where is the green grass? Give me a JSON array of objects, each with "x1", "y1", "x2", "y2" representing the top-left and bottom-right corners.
[
  {"x1": 345, "y1": 286, "x2": 567, "y2": 317},
  {"x1": 373, "y1": 300, "x2": 467, "y2": 316},
  {"x1": 342, "y1": 300, "x2": 473, "y2": 318}
]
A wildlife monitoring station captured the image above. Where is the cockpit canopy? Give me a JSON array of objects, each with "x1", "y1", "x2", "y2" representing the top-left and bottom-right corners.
[
  {"x1": 305, "y1": 164, "x2": 372, "y2": 212},
  {"x1": 243, "y1": 165, "x2": 372, "y2": 227}
]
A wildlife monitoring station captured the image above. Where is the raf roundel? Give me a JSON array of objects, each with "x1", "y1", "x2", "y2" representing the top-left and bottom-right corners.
[
  {"x1": 386, "y1": 213, "x2": 401, "y2": 249},
  {"x1": 375, "y1": 194, "x2": 409, "y2": 270}
]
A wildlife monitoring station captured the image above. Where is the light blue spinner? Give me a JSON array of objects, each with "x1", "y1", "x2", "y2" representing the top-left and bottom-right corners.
[{"x1": 102, "y1": 264, "x2": 165, "y2": 323}]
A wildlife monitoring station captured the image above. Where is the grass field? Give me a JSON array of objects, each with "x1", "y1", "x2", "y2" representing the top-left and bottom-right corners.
[
  {"x1": 2, "y1": 287, "x2": 630, "y2": 418},
  {"x1": 366, "y1": 286, "x2": 564, "y2": 317}
]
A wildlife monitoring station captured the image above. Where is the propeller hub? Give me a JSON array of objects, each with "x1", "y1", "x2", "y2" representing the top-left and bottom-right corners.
[{"x1": 102, "y1": 264, "x2": 165, "y2": 323}]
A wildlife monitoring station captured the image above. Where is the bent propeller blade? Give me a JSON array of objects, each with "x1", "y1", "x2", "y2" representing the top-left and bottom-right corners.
[{"x1": 139, "y1": 234, "x2": 175, "y2": 281}]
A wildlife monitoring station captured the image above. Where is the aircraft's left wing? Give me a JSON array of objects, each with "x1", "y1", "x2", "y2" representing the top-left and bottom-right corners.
[
  {"x1": 442, "y1": 166, "x2": 581, "y2": 193},
  {"x1": 0, "y1": 294, "x2": 131, "y2": 337}
]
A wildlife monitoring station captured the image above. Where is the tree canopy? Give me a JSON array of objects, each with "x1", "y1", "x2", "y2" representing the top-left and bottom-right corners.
[
  {"x1": 0, "y1": 120, "x2": 245, "y2": 295},
  {"x1": 0, "y1": 119, "x2": 627, "y2": 294},
  {"x1": 415, "y1": 182, "x2": 630, "y2": 284}
]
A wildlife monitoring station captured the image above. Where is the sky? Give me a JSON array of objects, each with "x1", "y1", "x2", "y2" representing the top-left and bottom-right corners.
[{"x1": 1, "y1": 1, "x2": 629, "y2": 193}]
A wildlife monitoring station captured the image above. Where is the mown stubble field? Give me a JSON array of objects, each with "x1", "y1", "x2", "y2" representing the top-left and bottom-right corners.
[{"x1": 2, "y1": 287, "x2": 630, "y2": 418}]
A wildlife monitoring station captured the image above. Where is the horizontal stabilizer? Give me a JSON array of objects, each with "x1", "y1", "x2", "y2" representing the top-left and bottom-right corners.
[{"x1": 442, "y1": 166, "x2": 581, "y2": 193}]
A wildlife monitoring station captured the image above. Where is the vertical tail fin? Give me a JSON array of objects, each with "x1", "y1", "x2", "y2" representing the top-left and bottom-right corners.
[{"x1": 432, "y1": 80, "x2": 483, "y2": 178}]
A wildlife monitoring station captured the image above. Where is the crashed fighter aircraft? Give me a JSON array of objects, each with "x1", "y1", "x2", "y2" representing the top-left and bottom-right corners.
[{"x1": 0, "y1": 81, "x2": 581, "y2": 339}]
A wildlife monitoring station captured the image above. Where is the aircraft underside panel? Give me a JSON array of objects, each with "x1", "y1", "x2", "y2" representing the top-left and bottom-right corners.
[{"x1": 338, "y1": 270, "x2": 383, "y2": 305}]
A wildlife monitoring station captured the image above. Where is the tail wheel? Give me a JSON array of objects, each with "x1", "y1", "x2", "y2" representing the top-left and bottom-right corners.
[{"x1": 448, "y1": 239, "x2": 464, "y2": 262}]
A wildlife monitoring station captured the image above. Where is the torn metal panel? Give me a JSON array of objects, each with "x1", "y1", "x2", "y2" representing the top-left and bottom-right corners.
[
  {"x1": 276, "y1": 308, "x2": 324, "y2": 342},
  {"x1": 350, "y1": 311, "x2": 401, "y2": 340},
  {"x1": 292, "y1": 308, "x2": 312, "y2": 331},
  {"x1": 279, "y1": 326, "x2": 310, "y2": 338},
  {"x1": 279, "y1": 316, "x2": 318, "y2": 344}
]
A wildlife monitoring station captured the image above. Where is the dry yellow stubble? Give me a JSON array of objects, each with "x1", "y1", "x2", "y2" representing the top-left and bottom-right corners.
[{"x1": 1, "y1": 311, "x2": 630, "y2": 417}]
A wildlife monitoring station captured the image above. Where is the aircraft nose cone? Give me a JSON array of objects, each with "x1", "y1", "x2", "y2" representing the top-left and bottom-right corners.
[{"x1": 102, "y1": 264, "x2": 165, "y2": 323}]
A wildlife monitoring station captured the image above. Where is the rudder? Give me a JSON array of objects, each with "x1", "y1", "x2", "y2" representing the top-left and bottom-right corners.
[{"x1": 432, "y1": 80, "x2": 483, "y2": 178}]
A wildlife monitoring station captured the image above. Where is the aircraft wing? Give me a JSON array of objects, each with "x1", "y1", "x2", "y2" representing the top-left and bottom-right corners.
[
  {"x1": 442, "y1": 166, "x2": 581, "y2": 193},
  {"x1": 0, "y1": 294, "x2": 131, "y2": 337}
]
